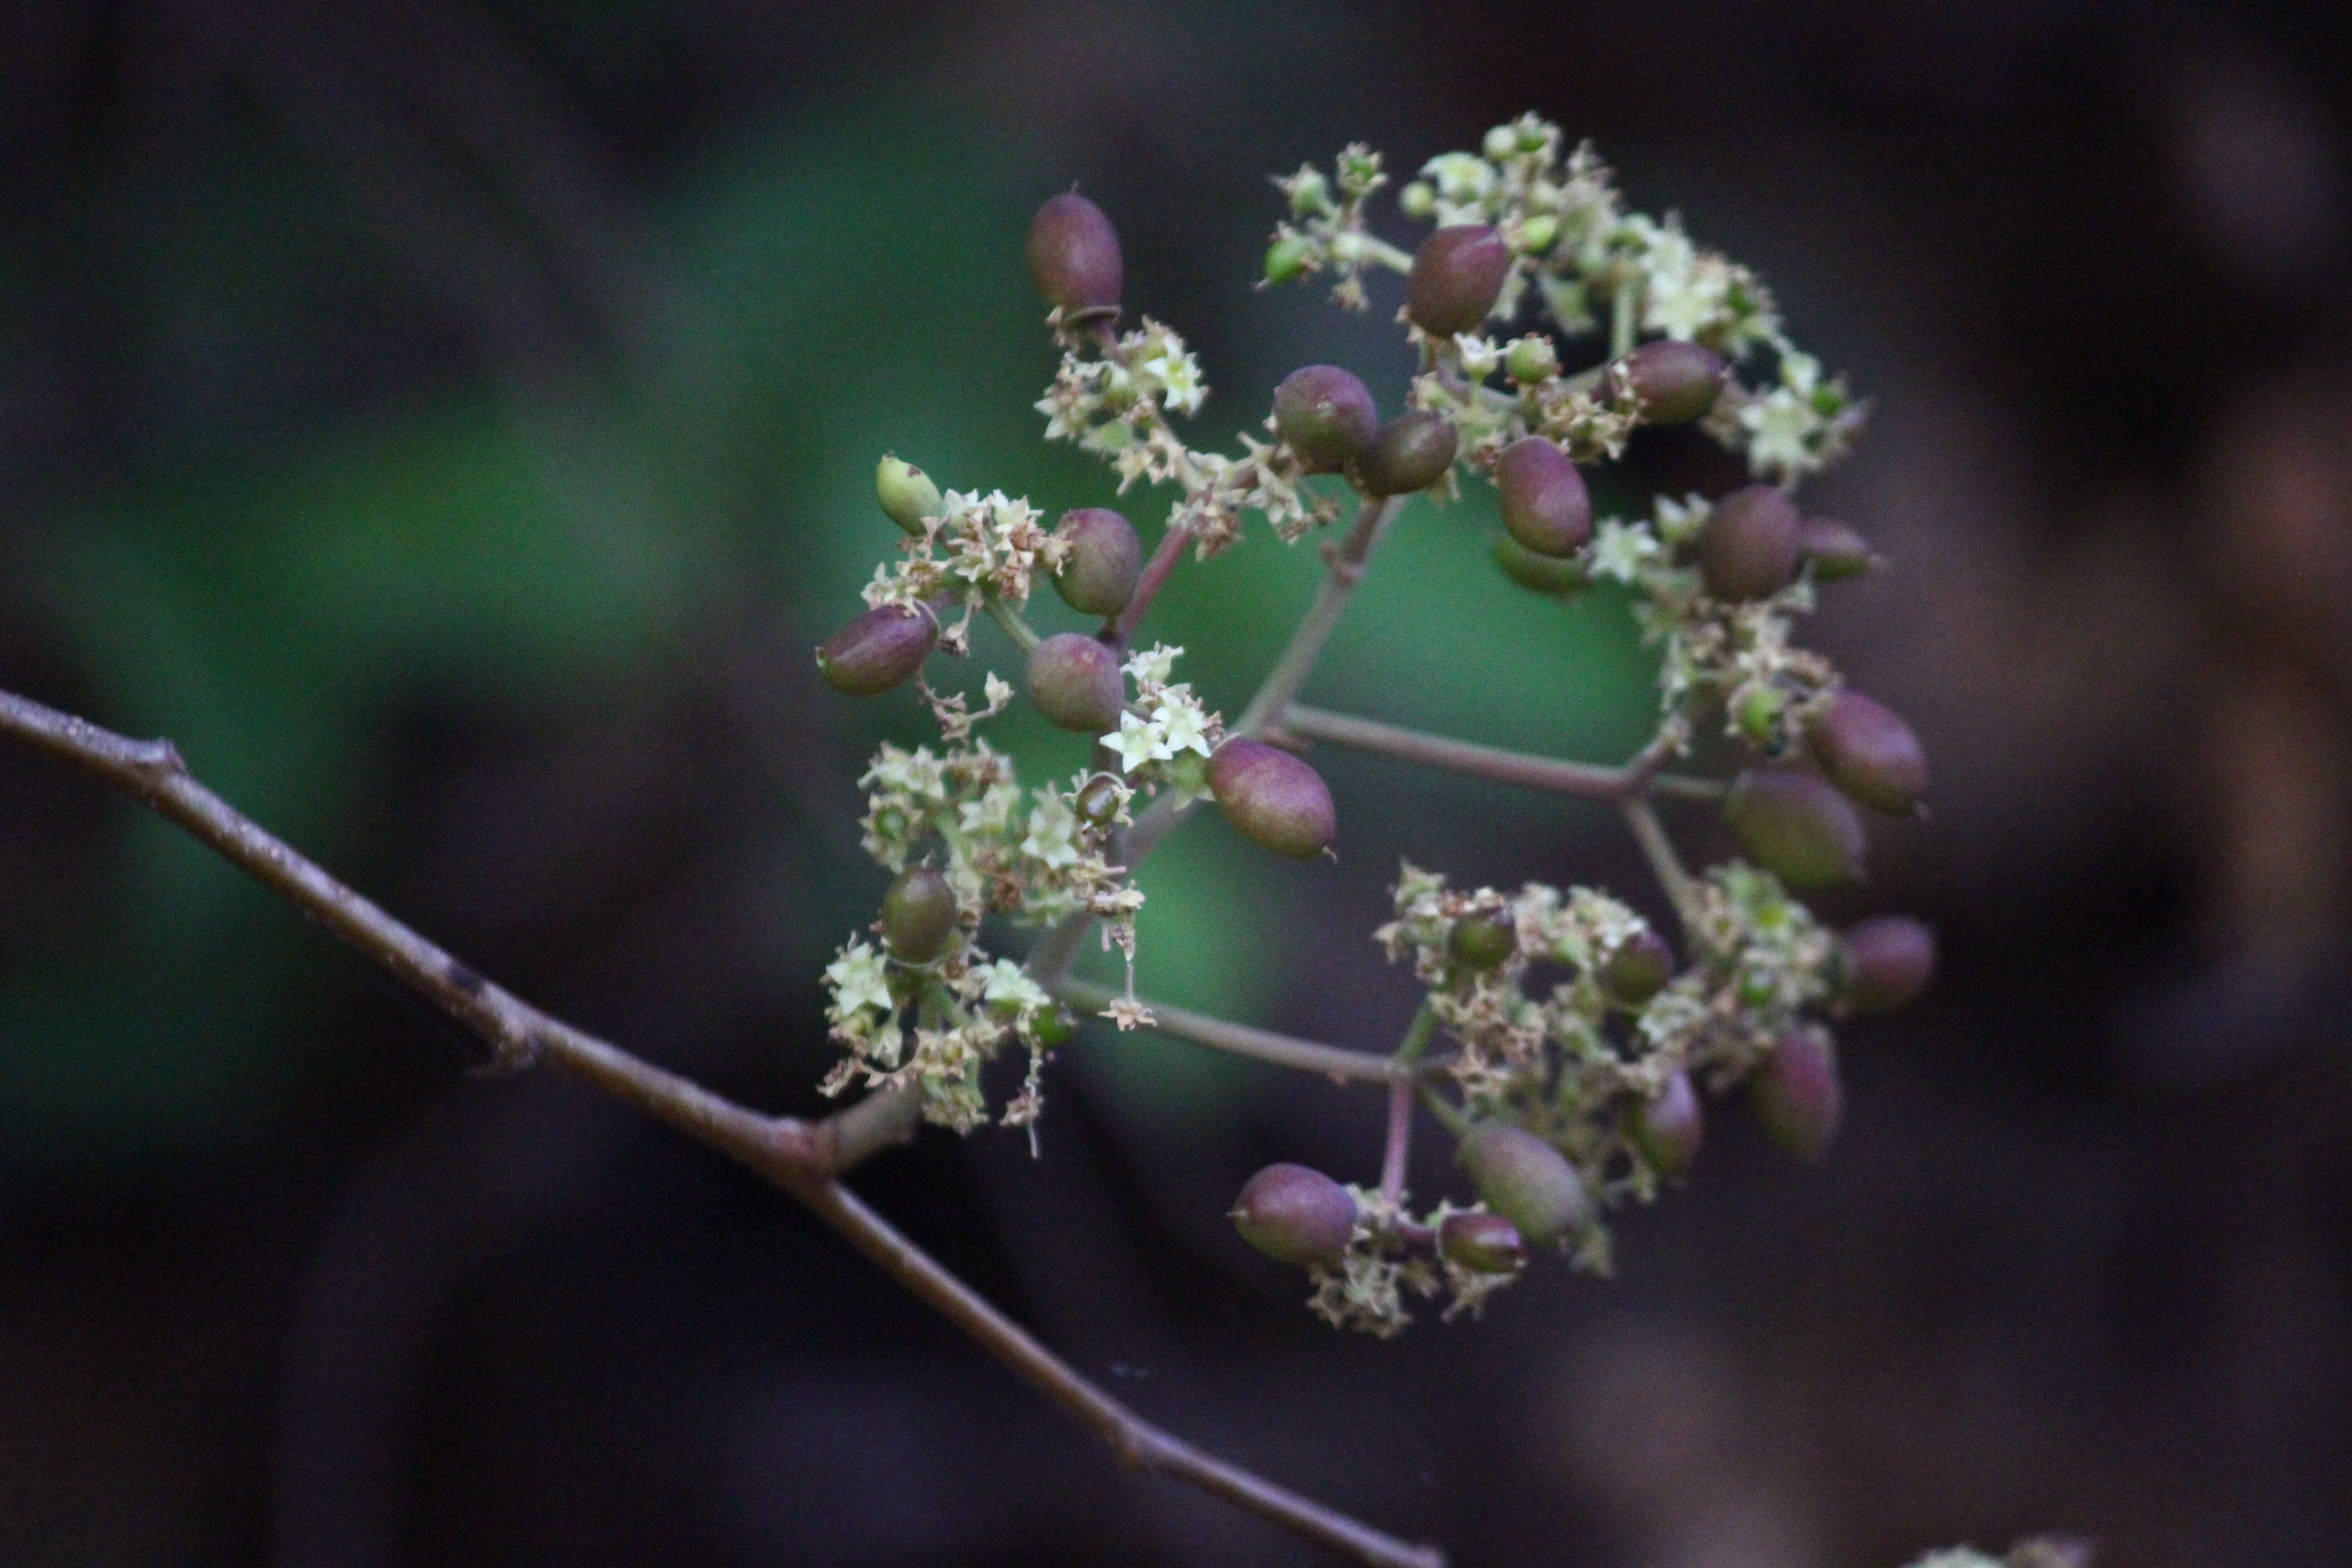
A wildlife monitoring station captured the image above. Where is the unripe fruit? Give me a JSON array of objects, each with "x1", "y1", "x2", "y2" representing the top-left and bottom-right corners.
[
  {"x1": 1448, "y1": 912, "x2": 1516, "y2": 970},
  {"x1": 1603, "y1": 340, "x2": 1729, "y2": 424},
  {"x1": 1797, "y1": 516, "x2": 1875, "y2": 581},
  {"x1": 1494, "y1": 437, "x2": 1592, "y2": 557},
  {"x1": 1050, "y1": 507, "x2": 1142, "y2": 616},
  {"x1": 1806, "y1": 691, "x2": 1928, "y2": 814},
  {"x1": 1515, "y1": 213, "x2": 1560, "y2": 256},
  {"x1": 1406, "y1": 225, "x2": 1511, "y2": 337},
  {"x1": 881, "y1": 865, "x2": 958, "y2": 963},
  {"x1": 1029, "y1": 1009, "x2": 1077, "y2": 1048},
  {"x1": 1230, "y1": 1162, "x2": 1357, "y2": 1266},
  {"x1": 1438, "y1": 1211, "x2": 1526, "y2": 1274},
  {"x1": 1838, "y1": 915, "x2": 1936, "y2": 1014},
  {"x1": 1026, "y1": 191, "x2": 1122, "y2": 314},
  {"x1": 1272, "y1": 365, "x2": 1379, "y2": 473},
  {"x1": 1752, "y1": 1031, "x2": 1842, "y2": 1160},
  {"x1": 1603, "y1": 929, "x2": 1675, "y2": 1006},
  {"x1": 1723, "y1": 769, "x2": 1867, "y2": 888},
  {"x1": 1351, "y1": 411, "x2": 1459, "y2": 496},
  {"x1": 1264, "y1": 235, "x2": 1313, "y2": 285},
  {"x1": 1398, "y1": 181, "x2": 1436, "y2": 220},
  {"x1": 1025, "y1": 633, "x2": 1125, "y2": 734},
  {"x1": 1206, "y1": 738, "x2": 1337, "y2": 859},
  {"x1": 1699, "y1": 485, "x2": 1802, "y2": 601},
  {"x1": 1073, "y1": 771, "x2": 1124, "y2": 829},
  {"x1": 1457, "y1": 1123, "x2": 1592, "y2": 1247},
  {"x1": 1482, "y1": 125, "x2": 1519, "y2": 160},
  {"x1": 876, "y1": 454, "x2": 942, "y2": 535},
  {"x1": 1491, "y1": 532, "x2": 1590, "y2": 596},
  {"x1": 1627, "y1": 1070, "x2": 1704, "y2": 1177},
  {"x1": 817, "y1": 604, "x2": 937, "y2": 697},
  {"x1": 1504, "y1": 334, "x2": 1560, "y2": 385}
]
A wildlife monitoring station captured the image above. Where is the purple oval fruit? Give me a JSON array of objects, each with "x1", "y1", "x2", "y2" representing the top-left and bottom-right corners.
[
  {"x1": 1603, "y1": 929, "x2": 1675, "y2": 1006},
  {"x1": 1494, "y1": 437, "x2": 1592, "y2": 557},
  {"x1": 1026, "y1": 191, "x2": 1122, "y2": 314},
  {"x1": 1627, "y1": 1070, "x2": 1703, "y2": 1177},
  {"x1": 1457, "y1": 1122, "x2": 1591, "y2": 1247},
  {"x1": 1272, "y1": 365, "x2": 1378, "y2": 473},
  {"x1": 1839, "y1": 916, "x2": 1936, "y2": 1014},
  {"x1": 1797, "y1": 516, "x2": 1875, "y2": 581},
  {"x1": 1723, "y1": 769, "x2": 1867, "y2": 889},
  {"x1": 1437, "y1": 1211, "x2": 1527, "y2": 1274},
  {"x1": 1752, "y1": 1030, "x2": 1842, "y2": 1160},
  {"x1": 1352, "y1": 410, "x2": 1458, "y2": 497},
  {"x1": 1231, "y1": 1162, "x2": 1357, "y2": 1266},
  {"x1": 881, "y1": 865, "x2": 958, "y2": 963},
  {"x1": 1025, "y1": 632, "x2": 1125, "y2": 734},
  {"x1": 1051, "y1": 507, "x2": 1142, "y2": 616},
  {"x1": 1699, "y1": 484, "x2": 1802, "y2": 602},
  {"x1": 1407, "y1": 225, "x2": 1511, "y2": 337},
  {"x1": 816, "y1": 604, "x2": 937, "y2": 697},
  {"x1": 1206, "y1": 738, "x2": 1336, "y2": 859},
  {"x1": 1604, "y1": 340, "x2": 1728, "y2": 424},
  {"x1": 1806, "y1": 691, "x2": 1928, "y2": 814}
]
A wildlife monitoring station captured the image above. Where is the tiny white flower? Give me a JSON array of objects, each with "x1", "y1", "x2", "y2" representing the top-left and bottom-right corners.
[
  {"x1": 824, "y1": 942, "x2": 895, "y2": 1018},
  {"x1": 1106, "y1": 711, "x2": 1164, "y2": 774},
  {"x1": 1122, "y1": 644, "x2": 1181, "y2": 689},
  {"x1": 1152, "y1": 692, "x2": 1214, "y2": 758},
  {"x1": 1590, "y1": 518, "x2": 1662, "y2": 583},
  {"x1": 980, "y1": 959, "x2": 1049, "y2": 1015}
]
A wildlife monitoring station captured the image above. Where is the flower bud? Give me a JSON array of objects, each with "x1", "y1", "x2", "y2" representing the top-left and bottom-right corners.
[
  {"x1": 1603, "y1": 929, "x2": 1675, "y2": 1006},
  {"x1": 1504, "y1": 334, "x2": 1560, "y2": 386},
  {"x1": 1286, "y1": 167, "x2": 1330, "y2": 217},
  {"x1": 1458, "y1": 1123, "x2": 1592, "y2": 1247},
  {"x1": 1723, "y1": 769, "x2": 1866, "y2": 888},
  {"x1": 1797, "y1": 516, "x2": 1875, "y2": 581},
  {"x1": 1438, "y1": 1211, "x2": 1525, "y2": 1274},
  {"x1": 1025, "y1": 632, "x2": 1125, "y2": 734},
  {"x1": 1838, "y1": 915, "x2": 1936, "y2": 1014},
  {"x1": 1752, "y1": 1030, "x2": 1842, "y2": 1160},
  {"x1": 1026, "y1": 191, "x2": 1122, "y2": 314},
  {"x1": 1495, "y1": 437, "x2": 1592, "y2": 557},
  {"x1": 1230, "y1": 1162, "x2": 1357, "y2": 1266},
  {"x1": 1699, "y1": 484, "x2": 1802, "y2": 601},
  {"x1": 1406, "y1": 225, "x2": 1511, "y2": 337},
  {"x1": 817, "y1": 604, "x2": 937, "y2": 697},
  {"x1": 1074, "y1": 771, "x2": 1124, "y2": 829},
  {"x1": 1733, "y1": 682, "x2": 1788, "y2": 748},
  {"x1": 1398, "y1": 181, "x2": 1436, "y2": 221},
  {"x1": 1206, "y1": 738, "x2": 1337, "y2": 858},
  {"x1": 1449, "y1": 912, "x2": 1515, "y2": 970},
  {"x1": 1351, "y1": 410, "x2": 1459, "y2": 496},
  {"x1": 881, "y1": 865, "x2": 958, "y2": 963},
  {"x1": 1491, "y1": 532, "x2": 1590, "y2": 596},
  {"x1": 1515, "y1": 213, "x2": 1560, "y2": 256},
  {"x1": 1264, "y1": 235, "x2": 1313, "y2": 285},
  {"x1": 1627, "y1": 1070, "x2": 1703, "y2": 1177},
  {"x1": 1482, "y1": 125, "x2": 1519, "y2": 161},
  {"x1": 1272, "y1": 365, "x2": 1379, "y2": 473},
  {"x1": 1806, "y1": 691, "x2": 1928, "y2": 814},
  {"x1": 876, "y1": 454, "x2": 942, "y2": 535},
  {"x1": 1050, "y1": 507, "x2": 1142, "y2": 616},
  {"x1": 1603, "y1": 340, "x2": 1728, "y2": 425}
]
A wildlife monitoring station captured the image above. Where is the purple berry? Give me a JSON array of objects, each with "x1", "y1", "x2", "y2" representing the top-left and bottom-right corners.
[
  {"x1": 1457, "y1": 1122, "x2": 1591, "y2": 1247},
  {"x1": 1723, "y1": 768, "x2": 1867, "y2": 889},
  {"x1": 1807, "y1": 691, "x2": 1928, "y2": 814},
  {"x1": 1604, "y1": 340, "x2": 1728, "y2": 424},
  {"x1": 1272, "y1": 365, "x2": 1378, "y2": 473},
  {"x1": 1026, "y1": 191, "x2": 1122, "y2": 314},
  {"x1": 1406, "y1": 225, "x2": 1511, "y2": 337},
  {"x1": 1025, "y1": 633, "x2": 1125, "y2": 734},
  {"x1": 1752, "y1": 1030, "x2": 1842, "y2": 1160},
  {"x1": 1437, "y1": 1211, "x2": 1527, "y2": 1274},
  {"x1": 816, "y1": 604, "x2": 936, "y2": 697},
  {"x1": 1839, "y1": 916, "x2": 1936, "y2": 1014},
  {"x1": 1206, "y1": 738, "x2": 1337, "y2": 859},
  {"x1": 1231, "y1": 1162, "x2": 1357, "y2": 1266},
  {"x1": 1051, "y1": 508, "x2": 1142, "y2": 617},
  {"x1": 881, "y1": 865, "x2": 958, "y2": 963},
  {"x1": 1352, "y1": 411, "x2": 1458, "y2": 497},
  {"x1": 1699, "y1": 485, "x2": 1802, "y2": 602},
  {"x1": 1494, "y1": 437, "x2": 1592, "y2": 557}
]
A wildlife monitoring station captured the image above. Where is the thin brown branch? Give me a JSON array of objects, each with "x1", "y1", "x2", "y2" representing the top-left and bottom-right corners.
[
  {"x1": 1237, "y1": 494, "x2": 1403, "y2": 735},
  {"x1": 1105, "y1": 518, "x2": 1194, "y2": 651},
  {"x1": 1619, "y1": 794, "x2": 1701, "y2": 939},
  {"x1": 0, "y1": 686, "x2": 1443, "y2": 1568},
  {"x1": 1054, "y1": 977, "x2": 1421, "y2": 1084},
  {"x1": 1277, "y1": 705, "x2": 1725, "y2": 802}
]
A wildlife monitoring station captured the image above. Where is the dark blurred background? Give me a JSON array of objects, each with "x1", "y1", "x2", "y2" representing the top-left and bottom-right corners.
[{"x1": 2, "y1": 2, "x2": 2349, "y2": 1563}]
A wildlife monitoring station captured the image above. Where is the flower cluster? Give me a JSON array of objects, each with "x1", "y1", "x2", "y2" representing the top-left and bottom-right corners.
[
  {"x1": 1102, "y1": 643, "x2": 1222, "y2": 784},
  {"x1": 1306, "y1": 1190, "x2": 1521, "y2": 1338},
  {"x1": 861, "y1": 488, "x2": 1064, "y2": 652}
]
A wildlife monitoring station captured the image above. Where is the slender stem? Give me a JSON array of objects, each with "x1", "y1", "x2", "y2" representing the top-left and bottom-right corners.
[
  {"x1": 1619, "y1": 794, "x2": 1700, "y2": 938},
  {"x1": 0, "y1": 686, "x2": 1443, "y2": 1568},
  {"x1": 1360, "y1": 235, "x2": 1416, "y2": 273},
  {"x1": 1276, "y1": 706, "x2": 1723, "y2": 802},
  {"x1": 1610, "y1": 271, "x2": 1637, "y2": 359},
  {"x1": 1105, "y1": 519, "x2": 1194, "y2": 652},
  {"x1": 1237, "y1": 494, "x2": 1402, "y2": 735},
  {"x1": 1054, "y1": 977, "x2": 1418, "y2": 1084},
  {"x1": 985, "y1": 593, "x2": 1041, "y2": 655},
  {"x1": 1413, "y1": 1085, "x2": 1473, "y2": 1139},
  {"x1": 1378, "y1": 1005, "x2": 1436, "y2": 1205}
]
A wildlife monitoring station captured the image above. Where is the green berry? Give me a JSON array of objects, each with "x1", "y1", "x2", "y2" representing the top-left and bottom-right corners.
[
  {"x1": 1458, "y1": 1123, "x2": 1591, "y2": 1248},
  {"x1": 1723, "y1": 769, "x2": 1867, "y2": 889},
  {"x1": 1051, "y1": 508, "x2": 1142, "y2": 617},
  {"x1": 1026, "y1": 191, "x2": 1122, "y2": 314},
  {"x1": 881, "y1": 865, "x2": 958, "y2": 964},
  {"x1": 1437, "y1": 1211, "x2": 1526, "y2": 1274},
  {"x1": 1398, "y1": 181, "x2": 1436, "y2": 221},
  {"x1": 1029, "y1": 1009, "x2": 1078, "y2": 1048},
  {"x1": 816, "y1": 604, "x2": 937, "y2": 697},
  {"x1": 1351, "y1": 410, "x2": 1459, "y2": 496},
  {"x1": 1206, "y1": 738, "x2": 1337, "y2": 859},
  {"x1": 1073, "y1": 771, "x2": 1124, "y2": 829},
  {"x1": 1627, "y1": 1070, "x2": 1703, "y2": 1177},
  {"x1": 1602, "y1": 929, "x2": 1675, "y2": 1006},
  {"x1": 1494, "y1": 437, "x2": 1592, "y2": 557},
  {"x1": 1838, "y1": 916, "x2": 1936, "y2": 1013},
  {"x1": 1025, "y1": 633, "x2": 1125, "y2": 734},
  {"x1": 1699, "y1": 485, "x2": 1802, "y2": 601},
  {"x1": 1449, "y1": 912, "x2": 1516, "y2": 970},
  {"x1": 1231, "y1": 1163, "x2": 1357, "y2": 1266},
  {"x1": 1264, "y1": 235, "x2": 1313, "y2": 285},
  {"x1": 1806, "y1": 691, "x2": 1928, "y2": 814},
  {"x1": 1273, "y1": 365, "x2": 1378, "y2": 473},
  {"x1": 1490, "y1": 532, "x2": 1590, "y2": 596},
  {"x1": 1482, "y1": 125, "x2": 1518, "y2": 161},
  {"x1": 1515, "y1": 214, "x2": 1560, "y2": 255},
  {"x1": 1603, "y1": 340, "x2": 1728, "y2": 424},
  {"x1": 1797, "y1": 516, "x2": 1875, "y2": 580},
  {"x1": 1406, "y1": 225, "x2": 1511, "y2": 337},
  {"x1": 1733, "y1": 683, "x2": 1788, "y2": 747},
  {"x1": 1504, "y1": 335, "x2": 1560, "y2": 386},
  {"x1": 876, "y1": 455, "x2": 942, "y2": 535},
  {"x1": 1752, "y1": 1030, "x2": 1842, "y2": 1160}
]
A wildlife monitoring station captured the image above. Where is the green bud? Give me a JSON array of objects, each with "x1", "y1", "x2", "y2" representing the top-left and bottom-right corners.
[
  {"x1": 1838, "y1": 915, "x2": 1936, "y2": 1014},
  {"x1": 1733, "y1": 682, "x2": 1788, "y2": 747},
  {"x1": 1806, "y1": 691, "x2": 1928, "y2": 814},
  {"x1": 1051, "y1": 507, "x2": 1142, "y2": 617},
  {"x1": 1627, "y1": 1070, "x2": 1703, "y2": 1178},
  {"x1": 1398, "y1": 181, "x2": 1437, "y2": 221},
  {"x1": 816, "y1": 604, "x2": 937, "y2": 697},
  {"x1": 876, "y1": 454, "x2": 942, "y2": 535},
  {"x1": 1230, "y1": 1162, "x2": 1357, "y2": 1266},
  {"x1": 1797, "y1": 516, "x2": 1876, "y2": 580},
  {"x1": 1504, "y1": 334, "x2": 1560, "y2": 386},
  {"x1": 1030, "y1": 1009, "x2": 1078, "y2": 1049},
  {"x1": 1482, "y1": 125, "x2": 1518, "y2": 160},
  {"x1": 1602, "y1": 929, "x2": 1675, "y2": 1006},
  {"x1": 1206, "y1": 738, "x2": 1337, "y2": 858},
  {"x1": 1515, "y1": 213, "x2": 1560, "y2": 255},
  {"x1": 1448, "y1": 912, "x2": 1516, "y2": 970},
  {"x1": 1351, "y1": 410, "x2": 1459, "y2": 496},
  {"x1": 1752, "y1": 1030, "x2": 1842, "y2": 1160},
  {"x1": 1603, "y1": 340, "x2": 1729, "y2": 424},
  {"x1": 1264, "y1": 235, "x2": 1313, "y2": 285},
  {"x1": 1723, "y1": 769, "x2": 1867, "y2": 889},
  {"x1": 1406, "y1": 225, "x2": 1512, "y2": 337},
  {"x1": 1437, "y1": 1211, "x2": 1526, "y2": 1274},
  {"x1": 1025, "y1": 632, "x2": 1125, "y2": 734},
  {"x1": 1495, "y1": 437, "x2": 1592, "y2": 557},
  {"x1": 1026, "y1": 191, "x2": 1122, "y2": 314},
  {"x1": 1457, "y1": 1122, "x2": 1591, "y2": 1248},
  {"x1": 1287, "y1": 167, "x2": 1331, "y2": 217},
  {"x1": 881, "y1": 865, "x2": 958, "y2": 963},
  {"x1": 1073, "y1": 771, "x2": 1124, "y2": 829},
  {"x1": 1699, "y1": 484, "x2": 1802, "y2": 601},
  {"x1": 1490, "y1": 532, "x2": 1590, "y2": 596},
  {"x1": 1272, "y1": 365, "x2": 1378, "y2": 473}
]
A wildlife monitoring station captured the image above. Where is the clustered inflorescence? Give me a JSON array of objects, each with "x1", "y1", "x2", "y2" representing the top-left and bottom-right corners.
[{"x1": 812, "y1": 115, "x2": 1938, "y2": 1337}]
